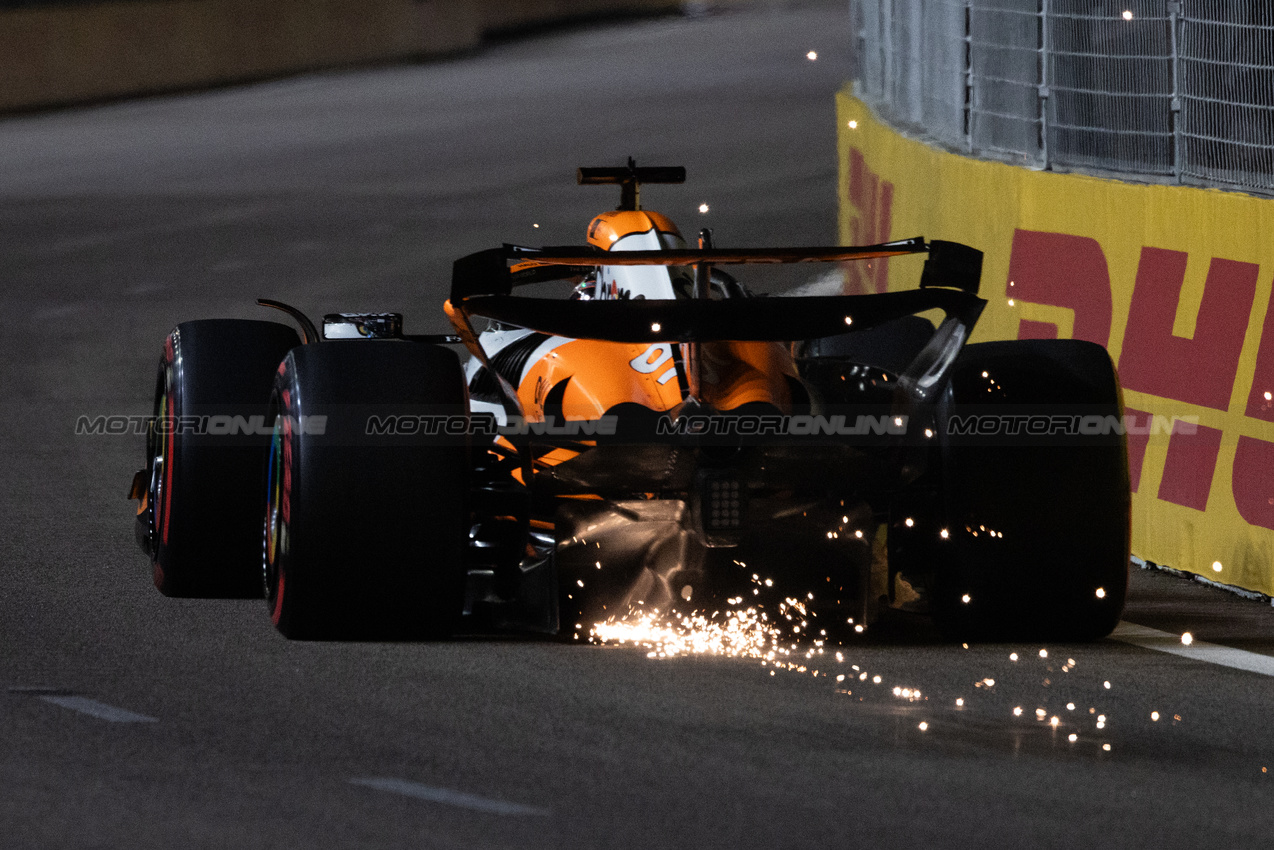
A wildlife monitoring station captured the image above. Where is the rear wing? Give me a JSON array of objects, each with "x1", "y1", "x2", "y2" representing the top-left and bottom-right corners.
[
  {"x1": 449, "y1": 237, "x2": 984, "y2": 340},
  {"x1": 452, "y1": 237, "x2": 980, "y2": 297},
  {"x1": 445, "y1": 237, "x2": 987, "y2": 414}
]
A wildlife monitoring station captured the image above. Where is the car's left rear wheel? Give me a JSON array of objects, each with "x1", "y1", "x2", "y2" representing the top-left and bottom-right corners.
[{"x1": 143, "y1": 319, "x2": 299, "y2": 598}]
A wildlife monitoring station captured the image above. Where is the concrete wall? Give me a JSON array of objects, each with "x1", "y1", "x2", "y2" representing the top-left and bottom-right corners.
[{"x1": 0, "y1": 0, "x2": 684, "y2": 112}]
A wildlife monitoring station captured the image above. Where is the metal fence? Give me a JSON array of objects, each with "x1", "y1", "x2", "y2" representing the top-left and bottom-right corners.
[{"x1": 852, "y1": 0, "x2": 1274, "y2": 194}]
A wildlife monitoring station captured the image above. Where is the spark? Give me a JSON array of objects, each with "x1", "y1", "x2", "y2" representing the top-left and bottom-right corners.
[
  {"x1": 961, "y1": 594, "x2": 972, "y2": 604},
  {"x1": 904, "y1": 517, "x2": 914, "y2": 528},
  {"x1": 1050, "y1": 716, "x2": 1060, "y2": 727},
  {"x1": 1009, "y1": 653, "x2": 1019, "y2": 662},
  {"x1": 1096, "y1": 587, "x2": 1106, "y2": 598},
  {"x1": 957, "y1": 698, "x2": 966, "y2": 707},
  {"x1": 1151, "y1": 711, "x2": 1160, "y2": 721},
  {"x1": 532, "y1": 223, "x2": 540, "y2": 228},
  {"x1": 1067, "y1": 703, "x2": 1075, "y2": 711},
  {"x1": 940, "y1": 529, "x2": 950, "y2": 539},
  {"x1": 847, "y1": 119, "x2": 859, "y2": 129},
  {"x1": 1181, "y1": 632, "x2": 1193, "y2": 646},
  {"x1": 1039, "y1": 649, "x2": 1049, "y2": 659},
  {"x1": 1212, "y1": 561, "x2": 1223, "y2": 573},
  {"x1": 917, "y1": 721, "x2": 929, "y2": 731},
  {"x1": 1036, "y1": 708, "x2": 1047, "y2": 719},
  {"x1": 1122, "y1": 9, "x2": 1133, "y2": 20},
  {"x1": 651, "y1": 322, "x2": 662, "y2": 333},
  {"x1": 1103, "y1": 743, "x2": 1112, "y2": 751},
  {"x1": 1266, "y1": 392, "x2": 1273, "y2": 401},
  {"x1": 1007, "y1": 298, "x2": 1015, "y2": 306},
  {"x1": 1103, "y1": 681, "x2": 1111, "y2": 689},
  {"x1": 698, "y1": 203, "x2": 710, "y2": 213},
  {"x1": 872, "y1": 675, "x2": 882, "y2": 684},
  {"x1": 1012, "y1": 706, "x2": 1022, "y2": 716},
  {"x1": 1068, "y1": 733, "x2": 1078, "y2": 743},
  {"x1": 844, "y1": 316, "x2": 853, "y2": 326},
  {"x1": 807, "y1": 50, "x2": 818, "y2": 61}
]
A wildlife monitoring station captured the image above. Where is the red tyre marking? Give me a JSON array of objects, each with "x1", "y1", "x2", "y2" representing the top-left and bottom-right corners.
[{"x1": 161, "y1": 368, "x2": 175, "y2": 547}]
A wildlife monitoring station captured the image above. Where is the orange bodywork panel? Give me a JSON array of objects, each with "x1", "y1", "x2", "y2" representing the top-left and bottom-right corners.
[
  {"x1": 517, "y1": 337, "x2": 797, "y2": 420},
  {"x1": 690, "y1": 340, "x2": 797, "y2": 412},
  {"x1": 518, "y1": 338, "x2": 683, "y2": 421}
]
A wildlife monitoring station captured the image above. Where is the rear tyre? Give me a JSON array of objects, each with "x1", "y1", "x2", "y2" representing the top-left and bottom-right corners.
[
  {"x1": 930, "y1": 340, "x2": 1131, "y2": 642},
  {"x1": 144, "y1": 320, "x2": 300, "y2": 598},
  {"x1": 263, "y1": 342, "x2": 469, "y2": 640}
]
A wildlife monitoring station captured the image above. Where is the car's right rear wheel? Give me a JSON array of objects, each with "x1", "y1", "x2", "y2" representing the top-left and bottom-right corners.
[{"x1": 929, "y1": 339, "x2": 1131, "y2": 642}]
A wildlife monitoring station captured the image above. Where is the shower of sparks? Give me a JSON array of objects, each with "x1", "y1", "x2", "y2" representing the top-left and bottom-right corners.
[
  {"x1": 591, "y1": 606, "x2": 783, "y2": 660},
  {"x1": 588, "y1": 571, "x2": 1120, "y2": 754},
  {"x1": 589, "y1": 577, "x2": 838, "y2": 670}
]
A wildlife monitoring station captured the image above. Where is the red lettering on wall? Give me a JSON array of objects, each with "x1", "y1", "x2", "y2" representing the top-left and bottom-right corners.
[
  {"x1": 1118, "y1": 249, "x2": 1258, "y2": 410},
  {"x1": 1123, "y1": 407, "x2": 1152, "y2": 493},
  {"x1": 1005, "y1": 229, "x2": 1113, "y2": 346},
  {"x1": 1016, "y1": 320, "x2": 1060, "y2": 341},
  {"x1": 1157, "y1": 421, "x2": 1223, "y2": 511},
  {"x1": 845, "y1": 147, "x2": 894, "y2": 294},
  {"x1": 1243, "y1": 286, "x2": 1274, "y2": 422},
  {"x1": 1233, "y1": 436, "x2": 1274, "y2": 530}
]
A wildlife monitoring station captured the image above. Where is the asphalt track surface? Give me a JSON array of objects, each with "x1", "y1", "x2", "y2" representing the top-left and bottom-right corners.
[{"x1": 4, "y1": 3, "x2": 1274, "y2": 847}]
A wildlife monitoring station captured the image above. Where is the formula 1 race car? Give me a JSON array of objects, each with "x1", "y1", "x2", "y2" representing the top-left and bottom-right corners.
[{"x1": 130, "y1": 161, "x2": 1131, "y2": 643}]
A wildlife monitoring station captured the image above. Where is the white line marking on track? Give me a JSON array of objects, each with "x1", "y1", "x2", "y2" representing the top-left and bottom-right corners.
[
  {"x1": 38, "y1": 695, "x2": 159, "y2": 723},
  {"x1": 350, "y1": 778, "x2": 549, "y2": 816},
  {"x1": 1111, "y1": 621, "x2": 1274, "y2": 677}
]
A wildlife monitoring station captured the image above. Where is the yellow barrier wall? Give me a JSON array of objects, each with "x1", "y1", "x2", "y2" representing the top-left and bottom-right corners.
[{"x1": 838, "y1": 88, "x2": 1274, "y2": 596}]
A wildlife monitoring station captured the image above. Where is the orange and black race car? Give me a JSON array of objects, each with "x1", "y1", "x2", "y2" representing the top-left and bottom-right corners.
[{"x1": 131, "y1": 161, "x2": 1132, "y2": 642}]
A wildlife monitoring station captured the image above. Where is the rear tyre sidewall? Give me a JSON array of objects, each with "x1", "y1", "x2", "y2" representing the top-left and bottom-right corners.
[
  {"x1": 931, "y1": 339, "x2": 1131, "y2": 642},
  {"x1": 264, "y1": 342, "x2": 469, "y2": 640},
  {"x1": 149, "y1": 320, "x2": 299, "y2": 598}
]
